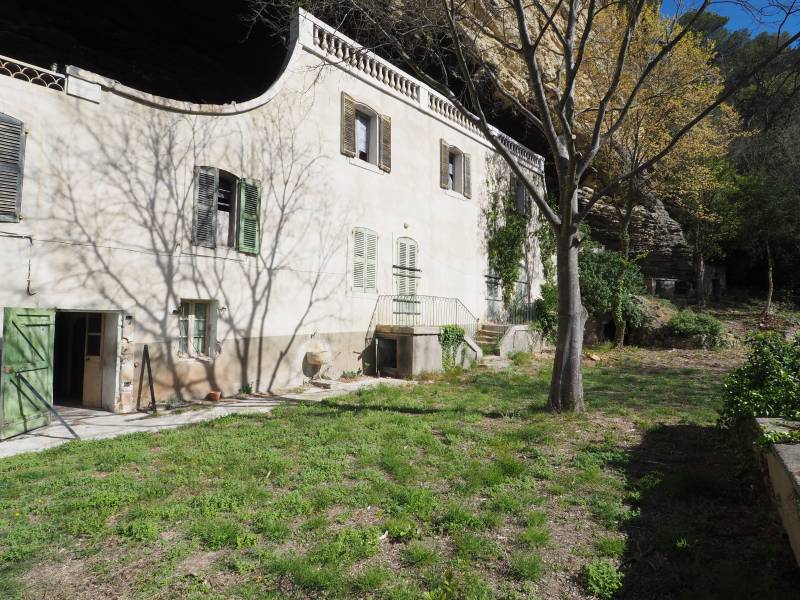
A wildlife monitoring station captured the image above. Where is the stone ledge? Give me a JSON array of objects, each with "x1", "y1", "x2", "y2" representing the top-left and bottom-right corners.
[{"x1": 755, "y1": 417, "x2": 800, "y2": 567}]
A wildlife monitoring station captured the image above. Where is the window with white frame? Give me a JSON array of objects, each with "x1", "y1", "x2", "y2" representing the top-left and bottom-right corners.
[{"x1": 178, "y1": 300, "x2": 211, "y2": 356}]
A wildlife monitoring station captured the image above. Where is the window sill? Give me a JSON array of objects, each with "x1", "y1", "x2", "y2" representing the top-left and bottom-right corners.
[
  {"x1": 183, "y1": 245, "x2": 245, "y2": 262},
  {"x1": 443, "y1": 189, "x2": 468, "y2": 201},
  {"x1": 348, "y1": 157, "x2": 385, "y2": 175},
  {"x1": 176, "y1": 353, "x2": 214, "y2": 364}
]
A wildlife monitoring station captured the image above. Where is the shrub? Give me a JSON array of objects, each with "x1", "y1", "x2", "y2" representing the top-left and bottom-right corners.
[
  {"x1": 718, "y1": 333, "x2": 800, "y2": 428},
  {"x1": 584, "y1": 560, "x2": 624, "y2": 599},
  {"x1": 666, "y1": 310, "x2": 723, "y2": 347}
]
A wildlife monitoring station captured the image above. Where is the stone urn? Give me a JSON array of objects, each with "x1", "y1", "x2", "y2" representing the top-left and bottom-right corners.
[{"x1": 305, "y1": 350, "x2": 331, "y2": 367}]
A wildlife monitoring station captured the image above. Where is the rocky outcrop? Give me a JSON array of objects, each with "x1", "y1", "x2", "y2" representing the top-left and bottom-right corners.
[{"x1": 586, "y1": 196, "x2": 694, "y2": 281}]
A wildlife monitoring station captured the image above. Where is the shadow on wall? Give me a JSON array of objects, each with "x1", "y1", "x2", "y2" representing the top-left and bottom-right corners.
[
  {"x1": 43, "y1": 96, "x2": 350, "y2": 404},
  {"x1": 621, "y1": 424, "x2": 800, "y2": 599}
]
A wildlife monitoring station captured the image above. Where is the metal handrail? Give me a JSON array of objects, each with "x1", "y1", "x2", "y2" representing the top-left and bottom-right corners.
[{"x1": 365, "y1": 294, "x2": 480, "y2": 345}]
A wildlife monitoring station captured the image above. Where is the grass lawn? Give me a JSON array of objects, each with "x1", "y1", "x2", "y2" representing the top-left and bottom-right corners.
[{"x1": 1, "y1": 346, "x2": 799, "y2": 599}]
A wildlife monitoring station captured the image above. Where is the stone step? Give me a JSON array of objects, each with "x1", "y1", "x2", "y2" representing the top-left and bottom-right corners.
[{"x1": 480, "y1": 324, "x2": 508, "y2": 333}]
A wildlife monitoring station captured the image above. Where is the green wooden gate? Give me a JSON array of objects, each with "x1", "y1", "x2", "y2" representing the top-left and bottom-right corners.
[{"x1": 0, "y1": 308, "x2": 55, "y2": 439}]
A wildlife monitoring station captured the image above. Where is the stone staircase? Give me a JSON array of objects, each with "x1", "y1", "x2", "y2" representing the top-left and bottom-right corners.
[{"x1": 474, "y1": 323, "x2": 508, "y2": 351}]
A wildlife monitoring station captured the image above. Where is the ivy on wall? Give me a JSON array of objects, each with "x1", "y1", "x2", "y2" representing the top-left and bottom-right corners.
[
  {"x1": 482, "y1": 157, "x2": 538, "y2": 307},
  {"x1": 439, "y1": 324, "x2": 465, "y2": 371}
]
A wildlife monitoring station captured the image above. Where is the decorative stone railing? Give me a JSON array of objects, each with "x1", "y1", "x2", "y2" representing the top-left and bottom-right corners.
[
  {"x1": 428, "y1": 94, "x2": 482, "y2": 136},
  {"x1": 0, "y1": 55, "x2": 65, "y2": 92},
  {"x1": 312, "y1": 24, "x2": 420, "y2": 102}
]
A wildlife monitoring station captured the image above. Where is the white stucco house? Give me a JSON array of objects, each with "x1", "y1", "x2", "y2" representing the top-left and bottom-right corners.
[{"x1": 0, "y1": 9, "x2": 545, "y2": 437}]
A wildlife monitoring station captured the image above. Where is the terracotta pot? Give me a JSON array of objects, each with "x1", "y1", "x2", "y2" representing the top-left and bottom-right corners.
[{"x1": 206, "y1": 390, "x2": 222, "y2": 402}]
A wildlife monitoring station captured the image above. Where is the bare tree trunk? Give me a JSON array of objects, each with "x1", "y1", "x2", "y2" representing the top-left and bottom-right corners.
[
  {"x1": 549, "y1": 226, "x2": 587, "y2": 412},
  {"x1": 694, "y1": 250, "x2": 706, "y2": 309},
  {"x1": 765, "y1": 239, "x2": 774, "y2": 316}
]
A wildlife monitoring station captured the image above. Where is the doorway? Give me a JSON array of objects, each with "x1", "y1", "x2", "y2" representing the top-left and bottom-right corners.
[{"x1": 53, "y1": 311, "x2": 109, "y2": 409}]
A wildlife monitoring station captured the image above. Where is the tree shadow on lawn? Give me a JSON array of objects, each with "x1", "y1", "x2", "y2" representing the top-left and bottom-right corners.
[{"x1": 622, "y1": 423, "x2": 800, "y2": 599}]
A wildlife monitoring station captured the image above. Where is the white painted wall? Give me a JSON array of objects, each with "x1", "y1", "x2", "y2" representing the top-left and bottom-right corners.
[{"x1": 0, "y1": 10, "x2": 545, "y2": 406}]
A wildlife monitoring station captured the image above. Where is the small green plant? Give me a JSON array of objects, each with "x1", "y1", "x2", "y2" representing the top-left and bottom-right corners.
[
  {"x1": 401, "y1": 542, "x2": 440, "y2": 567},
  {"x1": 509, "y1": 551, "x2": 544, "y2": 581},
  {"x1": 383, "y1": 515, "x2": 418, "y2": 542},
  {"x1": 584, "y1": 560, "x2": 624, "y2": 599},
  {"x1": 439, "y1": 324, "x2": 465, "y2": 371},
  {"x1": 340, "y1": 369, "x2": 362, "y2": 380},
  {"x1": 238, "y1": 382, "x2": 253, "y2": 395},
  {"x1": 718, "y1": 333, "x2": 800, "y2": 428},
  {"x1": 508, "y1": 351, "x2": 532, "y2": 367},
  {"x1": 666, "y1": 310, "x2": 723, "y2": 348}
]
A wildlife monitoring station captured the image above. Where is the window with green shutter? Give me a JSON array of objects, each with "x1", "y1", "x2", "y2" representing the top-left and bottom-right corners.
[
  {"x1": 192, "y1": 167, "x2": 261, "y2": 254},
  {"x1": 352, "y1": 227, "x2": 378, "y2": 293},
  {"x1": 395, "y1": 237, "x2": 419, "y2": 296},
  {"x1": 0, "y1": 113, "x2": 25, "y2": 223},
  {"x1": 238, "y1": 178, "x2": 261, "y2": 254}
]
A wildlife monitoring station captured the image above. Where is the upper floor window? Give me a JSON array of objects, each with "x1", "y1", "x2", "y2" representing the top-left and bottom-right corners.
[
  {"x1": 514, "y1": 176, "x2": 532, "y2": 217},
  {"x1": 341, "y1": 92, "x2": 391, "y2": 172},
  {"x1": 439, "y1": 139, "x2": 471, "y2": 198},
  {"x1": 0, "y1": 113, "x2": 26, "y2": 223},
  {"x1": 192, "y1": 166, "x2": 261, "y2": 254}
]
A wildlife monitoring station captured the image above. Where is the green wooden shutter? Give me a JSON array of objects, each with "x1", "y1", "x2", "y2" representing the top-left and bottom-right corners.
[
  {"x1": 379, "y1": 114, "x2": 391, "y2": 172},
  {"x1": 341, "y1": 93, "x2": 356, "y2": 157},
  {"x1": 192, "y1": 166, "x2": 218, "y2": 248},
  {"x1": 397, "y1": 239, "x2": 408, "y2": 296},
  {"x1": 365, "y1": 230, "x2": 377, "y2": 292},
  {"x1": 463, "y1": 153, "x2": 472, "y2": 198},
  {"x1": 353, "y1": 228, "x2": 377, "y2": 293},
  {"x1": 396, "y1": 238, "x2": 418, "y2": 296},
  {"x1": 439, "y1": 139, "x2": 449, "y2": 189},
  {"x1": 407, "y1": 241, "x2": 418, "y2": 295},
  {"x1": 0, "y1": 307, "x2": 55, "y2": 439},
  {"x1": 238, "y1": 178, "x2": 262, "y2": 254},
  {"x1": 0, "y1": 114, "x2": 25, "y2": 223}
]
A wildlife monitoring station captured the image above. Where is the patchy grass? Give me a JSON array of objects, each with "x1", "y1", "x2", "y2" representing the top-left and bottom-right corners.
[{"x1": 0, "y1": 346, "x2": 798, "y2": 598}]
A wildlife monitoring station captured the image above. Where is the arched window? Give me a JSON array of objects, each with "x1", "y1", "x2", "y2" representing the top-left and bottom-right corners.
[{"x1": 394, "y1": 237, "x2": 419, "y2": 296}]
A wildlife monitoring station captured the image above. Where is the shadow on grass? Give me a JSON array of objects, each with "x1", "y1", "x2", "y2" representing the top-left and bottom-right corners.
[{"x1": 622, "y1": 424, "x2": 800, "y2": 599}]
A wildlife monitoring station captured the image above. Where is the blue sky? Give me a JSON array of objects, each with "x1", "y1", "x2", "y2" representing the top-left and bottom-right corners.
[{"x1": 661, "y1": 0, "x2": 800, "y2": 34}]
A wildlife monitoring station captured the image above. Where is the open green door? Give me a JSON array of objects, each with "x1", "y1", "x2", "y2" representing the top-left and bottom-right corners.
[{"x1": 1, "y1": 308, "x2": 55, "y2": 439}]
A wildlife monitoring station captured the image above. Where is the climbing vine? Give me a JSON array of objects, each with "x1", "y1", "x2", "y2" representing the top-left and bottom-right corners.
[
  {"x1": 483, "y1": 157, "x2": 537, "y2": 307},
  {"x1": 439, "y1": 324, "x2": 465, "y2": 371}
]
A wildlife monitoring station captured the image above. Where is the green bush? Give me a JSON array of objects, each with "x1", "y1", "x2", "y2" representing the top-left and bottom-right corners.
[
  {"x1": 718, "y1": 333, "x2": 800, "y2": 428},
  {"x1": 584, "y1": 560, "x2": 624, "y2": 599},
  {"x1": 667, "y1": 310, "x2": 723, "y2": 347},
  {"x1": 579, "y1": 244, "x2": 645, "y2": 328}
]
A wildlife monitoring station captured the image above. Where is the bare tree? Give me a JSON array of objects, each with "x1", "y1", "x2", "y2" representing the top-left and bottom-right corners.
[{"x1": 250, "y1": 0, "x2": 800, "y2": 411}]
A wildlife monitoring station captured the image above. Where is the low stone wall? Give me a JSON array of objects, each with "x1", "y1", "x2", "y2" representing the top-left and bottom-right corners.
[
  {"x1": 372, "y1": 325, "x2": 481, "y2": 378},
  {"x1": 755, "y1": 418, "x2": 800, "y2": 567},
  {"x1": 498, "y1": 325, "x2": 546, "y2": 358}
]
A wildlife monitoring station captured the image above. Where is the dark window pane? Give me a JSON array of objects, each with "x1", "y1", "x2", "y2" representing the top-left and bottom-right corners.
[
  {"x1": 86, "y1": 334, "x2": 101, "y2": 356},
  {"x1": 88, "y1": 314, "x2": 102, "y2": 333}
]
